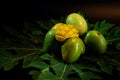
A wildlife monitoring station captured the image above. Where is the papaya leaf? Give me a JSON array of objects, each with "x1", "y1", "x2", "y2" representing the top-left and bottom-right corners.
[
  {"x1": 38, "y1": 63, "x2": 67, "y2": 80},
  {"x1": 29, "y1": 54, "x2": 74, "y2": 80},
  {"x1": 0, "y1": 25, "x2": 44, "y2": 71},
  {"x1": 112, "y1": 55, "x2": 120, "y2": 63},
  {"x1": 72, "y1": 65, "x2": 102, "y2": 80},
  {"x1": 1, "y1": 26, "x2": 41, "y2": 48},
  {"x1": 116, "y1": 66, "x2": 120, "y2": 75},
  {"x1": 80, "y1": 71, "x2": 102, "y2": 80},
  {"x1": 96, "y1": 57, "x2": 113, "y2": 75},
  {"x1": 107, "y1": 26, "x2": 120, "y2": 42},
  {"x1": 23, "y1": 22, "x2": 45, "y2": 44},
  {"x1": 32, "y1": 30, "x2": 44, "y2": 36},
  {"x1": 0, "y1": 50, "x2": 18, "y2": 70},
  {"x1": 39, "y1": 54, "x2": 73, "y2": 80},
  {"x1": 110, "y1": 59, "x2": 120, "y2": 66},
  {"x1": 0, "y1": 48, "x2": 43, "y2": 70},
  {"x1": 22, "y1": 50, "x2": 44, "y2": 68},
  {"x1": 36, "y1": 20, "x2": 54, "y2": 31},
  {"x1": 29, "y1": 54, "x2": 102, "y2": 80},
  {"x1": 106, "y1": 26, "x2": 120, "y2": 51},
  {"x1": 93, "y1": 20, "x2": 114, "y2": 37},
  {"x1": 36, "y1": 16, "x2": 66, "y2": 32},
  {"x1": 29, "y1": 70, "x2": 40, "y2": 80},
  {"x1": 73, "y1": 61, "x2": 101, "y2": 73},
  {"x1": 116, "y1": 43, "x2": 120, "y2": 50},
  {"x1": 93, "y1": 21, "x2": 99, "y2": 31},
  {"x1": 50, "y1": 16, "x2": 66, "y2": 24},
  {"x1": 77, "y1": 11, "x2": 86, "y2": 18},
  {"x1": 50, "y1": 18, "x2": 59, "y2": 24}
]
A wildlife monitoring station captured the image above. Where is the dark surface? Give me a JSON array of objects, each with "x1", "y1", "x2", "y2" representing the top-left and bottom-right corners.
[{"x1": 1, "y1": 0, "x2": 120, "y2": 25}]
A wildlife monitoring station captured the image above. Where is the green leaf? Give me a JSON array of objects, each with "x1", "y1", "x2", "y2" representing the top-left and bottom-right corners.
[
  {"x1": 80, "y1": 71, "x2": 102, "y2": 80},
  {"x1": 93, "y1": 20, "x2": 114, "y2": 37},
  {"x1": 29, "y1": 53, "x2": 103, "y2": 80},
  {"x1": 106, "y1": 26, "x2": 120, "y2": 43},
  {"x1": 51, "y1": 16, "x2": 66, "y2": 24},
  {"x1": 22, "y1": 51, "x2": 44, "y2": 68},
  {"x1": 38, "y1": 63, "x2": 65, "y2": 80},
  {"x1": 29, "y1": 70, "x2": 40, "y2": 80},
  {"x1": 116, "y1": 66, "x2": 120, "y2": 75},
  {"x1": 32, "y1": 30, "x2": 44, "y2": 36},
  {"x1": 0, "y1": 23, "x2": 44, "y2": 70},
  {"x1": 36, "y1": 20, "x2": 54, "y2": 31},
  {"x1": 73, "y1": 61, "x2": 100, "y2": 72},
  {"x1": 29, "y1": 54, "x2": 73, "y2": 80},
  {"x1": 0, "y1": 23, "x2": 44, "y2": 71},
  {"x1": 72, "y1": 65, "x2": 102, "y2": 80},
  {"x1": 77, "y1": 11, "x2": 86, "y2": 18},
  {"x1": 96, "y1": 57, "x2": 113, "y2": 75},
  {"x1": 93, "y1": 21, "x2": 99, "y2": 30},
  {"x1": 0, "y1": 50, "x2": 18, "y2": 70},
  {"x1": 39, "y1": 54, "x2": 73, "y2": 80},
  {"x1": 106, "y1": 26, "x2": 120, "y2": 51},
  {"x1": 111, "y1": 59, "x2": 120, "y2": 66}
]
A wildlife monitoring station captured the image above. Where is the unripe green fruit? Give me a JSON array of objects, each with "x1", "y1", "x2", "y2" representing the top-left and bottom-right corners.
[
  {"x1": 43, "y1": 23, "x2": 63, "y2": 52},
  {"x1": 84, "y1": 30, "x2": 107, "y2": 54},
  {"x1": 61, "y1": 37, "x2": 85, "y2": 63},
  {"x1": 43, "y1": 29, "x2": 56, "y2": 52},
  {"x1": 66, "y1": 13, "x2": 88, "y2": 36}
]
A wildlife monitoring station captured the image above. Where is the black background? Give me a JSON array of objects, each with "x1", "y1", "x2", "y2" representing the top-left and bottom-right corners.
[{"x1": 1, "y1": 0, "x2": 120, "y2": 25}]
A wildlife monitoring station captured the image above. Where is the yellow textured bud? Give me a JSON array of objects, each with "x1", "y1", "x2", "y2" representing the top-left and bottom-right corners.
[
  {"x1": 52, "y1": 23, "x2": 64, "y2": 30},
  {"x1": 55, "y1": 24, "x2": 79, "y2": 42}
]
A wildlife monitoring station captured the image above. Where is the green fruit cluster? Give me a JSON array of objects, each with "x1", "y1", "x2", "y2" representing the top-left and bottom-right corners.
[{"x1": 43, "y1": 13, "x2": 107, "y2": 63}]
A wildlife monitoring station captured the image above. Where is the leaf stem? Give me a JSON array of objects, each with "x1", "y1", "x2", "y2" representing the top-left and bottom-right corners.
[
  {"x1": 0, "y1": 50, "x2": 45, "y2": 67},
  {"x1": 60, "y1": 64, "x2": 67, "y2": 80},
  {"x1": 111, "y1": 59, "x2": 120, "y2": 65},
  {"x1": 107, "y1": 38, "x2": 120, "y2": 43}
]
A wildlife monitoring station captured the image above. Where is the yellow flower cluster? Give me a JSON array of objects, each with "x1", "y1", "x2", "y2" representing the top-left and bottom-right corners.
[{"x1": 55, "y1": 24, "x2": 79, "y2": 42}]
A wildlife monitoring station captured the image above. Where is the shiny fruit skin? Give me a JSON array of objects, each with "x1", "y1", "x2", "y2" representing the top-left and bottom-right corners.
[
  {"x1": 61, "y1": 37, "x2": 85, "y2": 63},
  {"x1": 84, "y1": 30, "x2": 107, "y2": 54},
  {"x1": 43, "y1": 23, "x2": 63, "y2": 52},
  {"x1": 43, "y1": 29, "x2": 56, "y2": 52},
  {"x1": 66, "y1": 13, "x2": 88, "y2": 36}
]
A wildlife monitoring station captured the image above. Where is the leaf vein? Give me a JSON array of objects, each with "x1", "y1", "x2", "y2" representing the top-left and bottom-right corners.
[{"x1": 0, "y1": 51, "x2": 39, "y2": 67}]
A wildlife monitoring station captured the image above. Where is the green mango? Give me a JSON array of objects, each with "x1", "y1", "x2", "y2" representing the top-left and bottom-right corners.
[
  {"x1": 61, "y1": 37, "x2": 85, "y2": 63},
  {"x1": 66, "y1": 13, "x2": 88, "y2": 36},
  {"x1": 43, "y1": 23, "x2": 63, "y2": 53},
  {"x1": 84, "y1": 30, "x2": 107, "y2": 55}
]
